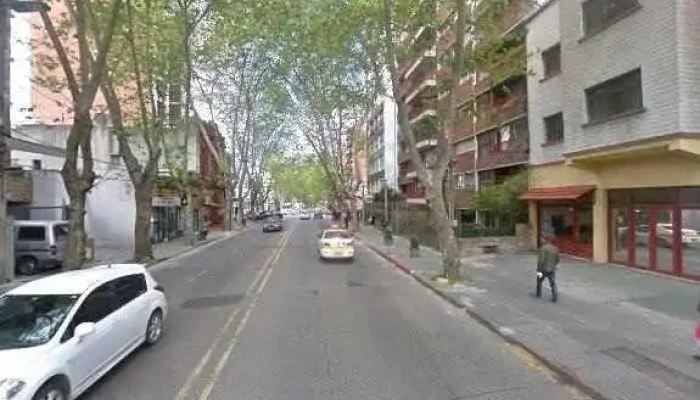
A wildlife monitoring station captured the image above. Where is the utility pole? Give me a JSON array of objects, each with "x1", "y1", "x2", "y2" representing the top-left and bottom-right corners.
[{"x1": 0, "y1": 0, "x2": 47, "y2": 283}]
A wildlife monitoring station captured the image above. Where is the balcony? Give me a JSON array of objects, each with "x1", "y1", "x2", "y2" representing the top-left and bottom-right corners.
[
  {"x1": 476, "y1": 120, "x2": 529, "y2": 171},
  {"x1": 475, "y1": 92, "x2": 527, "y2": 133},
  {"x1": 409, "y1": 107, "x2": 437, "y2": 124},
  {"x1": 6, "y1": 168, "x2": 32, "y2": 203}
]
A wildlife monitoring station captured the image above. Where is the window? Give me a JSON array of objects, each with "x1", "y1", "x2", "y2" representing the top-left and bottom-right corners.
[
  {"x1": 455, "y1": 173, "x2": 474, "y2": 189},
  {"x1": 113, "y1": 274, "x2": 147, "y2": 307},
  {"x1": 62, "y1": 283, "x2": 118, "y2": 341},
  {"x1": 542, "y1": 44, "x2": 561, "y2": 79},
  {"x1": 583, "y1": 0, "x2": 640, "y2": 37},
  {"x1": 478, "y1": 129, "x2": 500, "y2": 155},
  {"x1": 17, "y1": 226, "x2": 46, "y2": 241},
  {"x1": 585, "y1": 69, "x2": 643, "y2": 123},
  {"x1": 0, "y1": 295, "x2": 79, "y2": 349},
  {"x1": 544, "y1": 113, "x2": 564, "y2": 144},
  {"x1": 52, "y1": 224, "x2": 69, "y2": 240},
  {"x1": 32, "y1": 159, "x2": 42, "y2": 170}
]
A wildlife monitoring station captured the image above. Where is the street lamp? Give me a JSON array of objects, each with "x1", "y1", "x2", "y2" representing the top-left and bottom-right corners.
[{"x1": 0, "y1": 0, "x2": 50, "y2": 283}]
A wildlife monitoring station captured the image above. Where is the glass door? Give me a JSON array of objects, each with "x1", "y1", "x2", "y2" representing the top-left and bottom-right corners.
[
  {"x1": 632, "y1": 209, "x2": 652, "y2": 269},
  {"x1": 611, "y1": 208, "x2": 630, "y2": 264}
]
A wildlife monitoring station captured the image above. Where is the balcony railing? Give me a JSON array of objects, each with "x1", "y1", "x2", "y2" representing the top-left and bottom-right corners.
[{"x1": 475, "y1": 94, "x2": 527, "y2": 133}]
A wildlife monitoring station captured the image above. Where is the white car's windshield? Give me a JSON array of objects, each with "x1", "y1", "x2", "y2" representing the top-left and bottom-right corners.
[
  {"x1": 324, "y1": 231, "x2": 352, "y2": 239},
  {"x1": 0, "y1": 294, "x2": 79, "y2": 349}
]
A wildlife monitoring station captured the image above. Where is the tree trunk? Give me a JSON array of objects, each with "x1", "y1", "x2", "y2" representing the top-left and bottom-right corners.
[
  {"x1": 428, "y1": 185, "x2": 461, "y2": 281},
  {"x1": 133, "y1": 180, "x2": 155, "y2": 262},
  {"x1": 61, "y1": 114, "x2": 95, "y2": 270},
  {"x1": 63, "y1": 182, "x2": 88, "y2": 269},
  {"x1": 349, "y1": 195, "x2": 359, "y2": 232}
]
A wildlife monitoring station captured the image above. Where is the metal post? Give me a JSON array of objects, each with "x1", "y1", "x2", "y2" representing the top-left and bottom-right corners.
[
  {"x1": 0, "y1": 1, "x2": 12, "y2": 283},
  {"x1": 381, "y1": 178, "x2": 388, "y2": 225}
]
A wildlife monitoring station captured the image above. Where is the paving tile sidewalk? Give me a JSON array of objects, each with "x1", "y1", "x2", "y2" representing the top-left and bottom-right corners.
[
  {"x1": 1, "y1": 227, "x2": 247, "y2": 294},
  {"x1": 359, "y1": 226, "x2": 700, "y2": 400},
  {"x1": 91, "y1": 229, "x2": 233, "y2": 266}
]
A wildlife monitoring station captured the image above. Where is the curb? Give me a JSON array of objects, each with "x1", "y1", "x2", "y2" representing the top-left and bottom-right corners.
[
  {"x1": 147, "y1": 227, "x2": 251, "y2": 270},
  {"x1": 361, "y1": 238, "x2": 610, "y2": 400}
]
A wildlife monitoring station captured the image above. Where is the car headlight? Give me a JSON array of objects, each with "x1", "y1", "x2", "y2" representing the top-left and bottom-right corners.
[{"x1": 0, "y1": 379, "x2": 26, "y2": 400}]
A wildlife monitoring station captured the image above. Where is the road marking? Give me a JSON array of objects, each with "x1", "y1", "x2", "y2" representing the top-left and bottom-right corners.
[
  {"x1": 173, "y1": 228, "x2": 292, "y2": 400},
  {"x1": 197, "y1": 226, "x2": 292, "y2": 400}
]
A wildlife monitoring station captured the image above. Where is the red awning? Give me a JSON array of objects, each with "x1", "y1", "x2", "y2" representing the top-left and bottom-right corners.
[{"x1": 520, "y1": 185, "x2": 595, "y2": 201}]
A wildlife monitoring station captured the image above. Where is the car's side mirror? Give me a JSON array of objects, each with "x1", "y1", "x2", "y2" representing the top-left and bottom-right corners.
[
  {"x1": 74, "y1": 322, "x2": 96, "y2": 342},
  {"x1": 317, "y1": 232, "x2": 323, "y2": 238}
]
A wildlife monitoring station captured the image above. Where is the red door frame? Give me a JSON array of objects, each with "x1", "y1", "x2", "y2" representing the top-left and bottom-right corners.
[
  {"x1": 609, "y1": 203, "x2": 683, "y2": 276},
  {"x1": 537, "y1": 201, "x2": 593, "y2": 258}
]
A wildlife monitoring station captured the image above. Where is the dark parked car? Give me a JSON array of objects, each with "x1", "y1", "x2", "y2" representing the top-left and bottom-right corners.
[{"x1": 262, "y1": 216, "x2": 283, "y2": 232}]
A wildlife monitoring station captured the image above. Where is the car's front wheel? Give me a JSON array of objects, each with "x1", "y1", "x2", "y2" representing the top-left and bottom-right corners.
[
  {"x1": 145, "y1": 310, "x2": 164, "y2": 346},
  {"x1": 32, "y1": 379, "x2": 68, "y2": 400}
]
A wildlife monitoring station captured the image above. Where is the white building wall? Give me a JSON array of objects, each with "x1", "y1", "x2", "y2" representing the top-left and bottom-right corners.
[
  {"x1": 560, "y1": 0, "x2": 681, "y2": 153},
  {"x1": 526, "y1": 1, "x2": 563, "y2": 166},
  {"x1": 676, "y1": 0, "x2": 700, "y2": 133},
  {"x1": 10, "y1": 13, "x2": 35, "y2": 126},
  {"x1": 382, "y1": 95, "x2": 399, "y2": 190}
]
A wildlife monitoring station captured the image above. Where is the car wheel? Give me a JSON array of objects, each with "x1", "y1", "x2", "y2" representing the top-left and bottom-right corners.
[
  {"x1": 17, "y1": 256, "x2": 39, "y2": 276},
  {"x1": 32, "y1": 379, "x2": 68, "y2": 400},
  {"x1": 145, "y1": 310, "x2": 164, "y2": 346}
]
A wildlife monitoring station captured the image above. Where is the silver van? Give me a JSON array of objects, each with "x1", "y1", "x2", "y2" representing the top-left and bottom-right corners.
[{"x1": 13, "y1": 220, "x2": 69, "y2": 275}]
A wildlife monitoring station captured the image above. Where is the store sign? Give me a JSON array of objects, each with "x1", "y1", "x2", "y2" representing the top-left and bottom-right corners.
[{"x1": 152, "y1": 196, "x2": 181, "y2": 207}]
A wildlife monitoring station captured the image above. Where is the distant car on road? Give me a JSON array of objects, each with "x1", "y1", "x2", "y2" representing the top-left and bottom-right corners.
[
  {"x1": 317, "y1": 229, "x2": 355, "y2": 261},
  {"x1": 14, "y1": 220, "x2": 70, "y2": 276},
  {"x1": 299, "y1": 210, "x2": 311, "y2": 220},
  {"x1": 262, "y1": 216, "x2": 283, "y2": 232},
  {"x1": 0, "y1": 264, "x2": 167, "y2": 400}
]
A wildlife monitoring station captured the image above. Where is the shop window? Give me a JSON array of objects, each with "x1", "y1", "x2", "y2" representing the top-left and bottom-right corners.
[
  {"x1": 680, "y1": 187, "x2": 700, "y2": 207},
  {"x1": 681, "y1": 209, "x2": 700, "y2": 278}
]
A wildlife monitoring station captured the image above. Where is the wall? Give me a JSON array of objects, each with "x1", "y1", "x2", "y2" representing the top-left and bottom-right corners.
[
  {"x1": 459, "y1": 224, "x2": 532, "y2": 256},
  {"x1": 381, "y1": 93, "x2": 399, "y2": 189},
  {"x1": 560, "y1": 0, "x2": 682, "y2": 153},
  {"x1": 676, "y1": 0, "x2": 700, "y2": 133},
  {"x1": 10, "y1": 13, "x2": 35, "y2": 126},
  {"x1": 29, "y1": 170, "x2": 68, "y2": 220},
  {"x1": 526, "y1": 1, "x2": 565, "y2": 166},
  {"x1": 85, "y1": 179, "x2": 135, "y2": 249}
]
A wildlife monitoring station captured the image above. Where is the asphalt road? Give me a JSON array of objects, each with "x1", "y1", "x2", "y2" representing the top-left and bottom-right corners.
[{"x1": 80, "y1": 220, "x2": 589, "y2": 400}]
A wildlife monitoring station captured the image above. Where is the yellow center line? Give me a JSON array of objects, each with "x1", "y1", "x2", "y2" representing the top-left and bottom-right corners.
[
  {"x1": 197, "y1": 225, "x2": 293, "y2": 400},
  {"x1": 173, "y1": 228, "x2": 293, "y2": 400}
]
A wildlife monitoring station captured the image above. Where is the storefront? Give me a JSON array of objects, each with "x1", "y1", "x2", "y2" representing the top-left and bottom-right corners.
[
  {"x1": 152, "y1": 196, "x2": 183, "y2": 243},
  {"x1": 522, "y1": 186, "x2": 595, "y2": 258},
  {"x1": 609, "y1": 187, "x2": 700, "y2": 279}
]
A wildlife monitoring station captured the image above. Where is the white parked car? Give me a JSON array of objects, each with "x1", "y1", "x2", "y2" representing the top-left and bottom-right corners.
[
  {"x1": 0, "y1": 264, "x2": 168, "y2": 400},
  {"x1": 318, "y1": 228, "x2": 355, "y2": 261}
]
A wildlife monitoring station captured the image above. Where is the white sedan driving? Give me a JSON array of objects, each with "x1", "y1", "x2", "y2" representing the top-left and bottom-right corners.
[
  {"x1": 0, "y1": 264, "x2": 168, "y2": 400},
  {"x1": 318, "y1": 228, "x2": 355, "y2": 261}
]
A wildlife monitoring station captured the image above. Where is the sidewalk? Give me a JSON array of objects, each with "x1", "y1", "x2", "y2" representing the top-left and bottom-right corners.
[
  {"x1": 92, "y1": 229, "x2": 232, "y2": 266},
  {"x1": 359, "y1": 227, "x2": 700, "y2": 400},
  {"x1": 1, "y1": 228, "x2": 245, "y2": 294}
]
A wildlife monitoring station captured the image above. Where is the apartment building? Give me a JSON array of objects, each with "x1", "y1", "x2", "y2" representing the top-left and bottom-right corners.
[
  {"x1": 366, "y1": 93, "x2": 399, "y2": 195},
  {"x1": 523, "y1": 0, "x2": 700, "y2": 279},
  {"x1": 396, "y1": 0, "x2": 531, "y2": 229}
]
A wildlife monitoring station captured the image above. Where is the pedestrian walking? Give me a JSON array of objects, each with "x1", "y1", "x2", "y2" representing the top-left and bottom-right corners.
[{"x1": 536, "y1": 236, "x2": 559, "y2": 302}]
